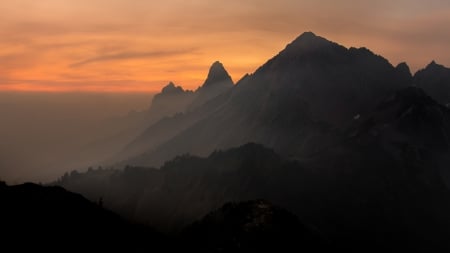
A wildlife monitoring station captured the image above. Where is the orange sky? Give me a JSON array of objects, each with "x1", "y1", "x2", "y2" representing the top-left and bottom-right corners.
[{"x1": 1, "y1": 0, "x2": 450, "y2": 93}]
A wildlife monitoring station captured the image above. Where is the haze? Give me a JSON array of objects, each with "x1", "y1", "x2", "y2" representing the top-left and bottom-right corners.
[
  {"x1": 0, "y1": 92, "x2": 152, "y2": 183},
  {"x1": 1, "y1": 1, "x2": 450, "y2": 182}
]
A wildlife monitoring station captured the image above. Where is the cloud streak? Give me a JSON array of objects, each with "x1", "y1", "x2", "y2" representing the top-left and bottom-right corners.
[{"x1": 70, "y1": 49, "x2": 197, "y2": 68}]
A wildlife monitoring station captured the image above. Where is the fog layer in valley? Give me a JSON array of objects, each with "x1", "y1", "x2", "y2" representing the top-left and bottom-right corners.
[{"x1": 0, "y1": 92, "x2": 153, "y2": 183}]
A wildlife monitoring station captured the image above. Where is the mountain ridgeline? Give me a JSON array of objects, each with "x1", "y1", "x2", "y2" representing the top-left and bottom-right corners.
[
  {"x1": 53, "y1": 32, "x2": 450, "y2": 251},
  {"x1": 116, "y1": 32, "x2": 449, "y2": 168}
]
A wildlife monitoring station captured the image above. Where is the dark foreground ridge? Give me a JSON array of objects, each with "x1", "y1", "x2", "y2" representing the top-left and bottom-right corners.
[
  {"x1": 0, "y1": 182, "x2": 334, "y2": 252},
  {"x1": 0, "y1": 182, "x2": 167, "y2": 253}
]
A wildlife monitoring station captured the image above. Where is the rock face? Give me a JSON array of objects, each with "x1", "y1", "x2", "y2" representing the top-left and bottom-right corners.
[{"x1": 414, "y1": 61, "x2": 450, "y2": 106}]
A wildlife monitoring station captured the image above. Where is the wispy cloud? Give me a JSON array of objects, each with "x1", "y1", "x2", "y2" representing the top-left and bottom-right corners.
[{"x1": 70, "y1": 49, "x2": 196, "y2": 68}]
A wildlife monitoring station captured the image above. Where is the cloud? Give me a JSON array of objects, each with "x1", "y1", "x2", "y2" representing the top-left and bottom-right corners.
[{"x1": 70, "y1": 49, "x2": 197, "y2": 68}]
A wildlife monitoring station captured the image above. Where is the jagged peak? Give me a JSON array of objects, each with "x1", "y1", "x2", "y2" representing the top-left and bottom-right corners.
[
  {"x1": 295, "y1": 31, "x2": 319, "y2": 41},
  {"x1": 161, "y1": 81, "x2": 185, "y2": 94},
  {"x1": 415, "y1": 60, "x2": 449, "y2": 75},
  {"x1": 396, "y1": 62, "x2": 410, "y2": 70},
  {"x1": 201, "y1": 61, "x2": 234, "y2": 89},
  {"x1": 425, "y1": 60, "x2": 448, "y2": 70},
  {"x1": 284, "y1": 31, "x2": 335, "y2": 51},
  {"x1": 396, "y1": 62, "x2": 412, "y2": 75}
]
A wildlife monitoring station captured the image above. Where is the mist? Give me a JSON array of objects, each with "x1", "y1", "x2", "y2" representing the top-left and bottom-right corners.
[{"x1": 0, "y1": 92, "x2": 153, "y2": 183}]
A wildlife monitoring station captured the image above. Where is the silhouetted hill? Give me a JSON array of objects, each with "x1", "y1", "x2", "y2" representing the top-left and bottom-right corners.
[
  {"x1": 414, "y1": 61, "x2": 450, "y2": 107},
  {"x1": 182, "y1": 199, "x2": 328, "y2": 253},
  {"x1": 0, "y1": 182, "x2": 167, "y2": 253}
]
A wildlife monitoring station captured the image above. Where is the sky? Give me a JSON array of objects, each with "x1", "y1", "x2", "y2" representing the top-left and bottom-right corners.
[{"x1": 1, "y1": 0, "x2": 450, "y2": 93}]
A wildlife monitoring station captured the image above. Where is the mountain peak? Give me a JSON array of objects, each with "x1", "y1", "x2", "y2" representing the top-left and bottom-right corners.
[
  {"x1": 297, "y1": 31, "x2": 318, "y2": 40},
  {"x1": 201, "y1": 61, "x2": 234, "y2": 89},
  {"x1": 161, "y1": 82, "x2": 185, "y2": 94},
  {"x1": 426, "y1": 60, "x2": 445, "y2": 70},
  {"x1": 285, "y1": 31, "x2": 332, "y2": 50},
  {"x1": 396, "y1": 62, "x2": 412, "y2": 77}
]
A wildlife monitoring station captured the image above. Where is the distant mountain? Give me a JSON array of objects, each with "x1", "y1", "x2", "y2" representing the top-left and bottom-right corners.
[
  {"x1": 148, "y1": 81, "x2": 195, "y2": 119},
  {"x1": 148, "y1": 61, "x2": 234, "y2": 118},
  {"x1": 414, "y1": 61, "x2": 450, "y2": 107},
  {"x1": 0, "y1": 182, "x2": 167, "y2": 253},
  {"x1": 188, "y1": 61, "x2": 234, "y2": 110},
  {"x1": 113, "y1": 61, "x2": 234, "y2": 163},
  {"x1": 182, "y1": 199, "x2": 327, "y2": 253}
]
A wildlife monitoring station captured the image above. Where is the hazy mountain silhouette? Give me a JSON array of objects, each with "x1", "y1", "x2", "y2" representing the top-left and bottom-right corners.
[
  {"x1": 148, "y1": 61, "x2": 234, "y2": 118},
  {"x1": 148, "y1": 81, "x2": 195, "y2": 119},
  {"x1": 182, "y1": 199, "x2": 328, "y2": 252},
  {"x1": 0, "y1": 181, "x2": 168, "y2": 253},
  {"x1": 414, "y1": 61, "x2": 450, "y2": 107},
  {"x1": 114, "y1": 61, "x2": 234, "y2": 162},
  {"x1": 119, "y1": 32, "x2": 413, "y2": 168},
  {"x1": 188, "y1": 61, "x2": 234, "y2": 110}
]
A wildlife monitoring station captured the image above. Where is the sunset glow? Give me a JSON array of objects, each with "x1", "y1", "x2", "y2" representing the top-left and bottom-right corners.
[{"x1": 1, "y1": 0, "x2": 450, "y2": 92}]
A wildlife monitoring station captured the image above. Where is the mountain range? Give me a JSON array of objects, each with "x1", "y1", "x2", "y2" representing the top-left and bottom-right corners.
[
  {"x1": 53, "y1": 32, "x2": 450, "y2": 251},
  {"x1": 115, "y1": 32, "x2": 450, "y2": 169}
]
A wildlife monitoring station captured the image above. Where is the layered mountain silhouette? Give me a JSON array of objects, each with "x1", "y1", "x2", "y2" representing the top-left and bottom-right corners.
[
  {"x1": 149, "y1": 61, "x2": 234, "y2": 118},
  {"x1": 110, "y1": 61, "x2": 234, "y2": 162},
  {"x1": 119, "y1": 32, "x2": 421, "y2": 168},
  {"x1": 58, "y1": 136, "x2": 450, "y2": 251},
  {"x1": 53, "y1": 32, "x2": 450, "y2": 252}
]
